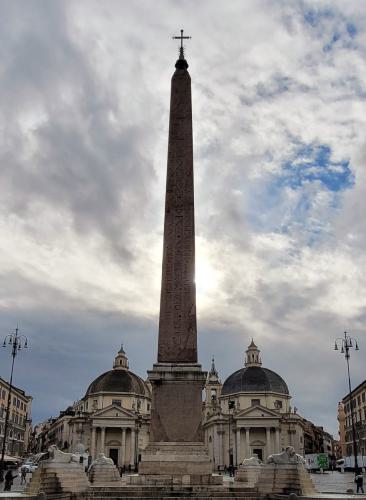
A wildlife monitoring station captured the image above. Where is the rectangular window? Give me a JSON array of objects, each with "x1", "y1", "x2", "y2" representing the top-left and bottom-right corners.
[
  {"x1": 93, "y1": 399, "x2": 98, "y2": 409},
  {"x1": 362, "y1": 393, "x2": 365, "y2": 403},
  {"x1": 358, "y1": 395, "x2": 361, "y2": 406},
  {"x1": 112, "y1": 399, "x2": 121, "y2": 407},
  {"x1": 251, "y1": 399, "x2": 260, "y2": 407}
]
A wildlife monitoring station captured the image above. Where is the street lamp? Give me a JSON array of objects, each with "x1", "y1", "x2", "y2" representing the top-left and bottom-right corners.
[
  {"x1": 0, "y1": 326, "x2": 28, "y2": 483},
  {"x1": 228, "y1": 400, "x2": 236, "y2": 471},
  {"x1": 334, "y1": 331, "x2": 360, "y2": 471}
]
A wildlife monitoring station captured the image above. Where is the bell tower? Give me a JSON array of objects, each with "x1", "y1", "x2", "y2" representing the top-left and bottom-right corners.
[{"x1": 205, "y1": 356, "x2": 222, "y2": 404}]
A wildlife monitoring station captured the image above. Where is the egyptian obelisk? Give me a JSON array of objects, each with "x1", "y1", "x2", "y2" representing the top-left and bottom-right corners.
[{"x1": 139, "y1": 32, "x2": 215, "y2": 483}]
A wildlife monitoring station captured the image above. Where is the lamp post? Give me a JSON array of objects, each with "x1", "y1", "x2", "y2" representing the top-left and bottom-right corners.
[
  {"x1": 0, "y1": 327, "x2": 28, "y2": 482},
  {"x1": 228, "y1": 400, "x2": 236, "y2": 472},
  {"x1": 334, "y1": 331, "x2": 360, "y2": 471}
]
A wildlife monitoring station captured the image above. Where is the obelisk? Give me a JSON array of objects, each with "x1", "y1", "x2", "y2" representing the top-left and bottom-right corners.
[{"x1": 138, "y1": 31, "x2": 215, "y2": 483}]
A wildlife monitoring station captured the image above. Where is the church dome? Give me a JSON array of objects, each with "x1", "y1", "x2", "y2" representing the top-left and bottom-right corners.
[
  {"x1": 221, "y1": 340, "x2": 289, "y2": 396},
  {"x1": 221, "y1": 366, "x2": 289, "y2": 396},
  {"x1": 85, "y1": 346, "x2": 149, "y2": 397}
]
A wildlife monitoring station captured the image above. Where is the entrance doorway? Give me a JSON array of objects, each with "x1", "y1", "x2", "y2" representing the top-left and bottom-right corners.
[
  {"x1": 109, "y1": 448, "x2": 119, "y2": 465},
  {"x1": 252, "y1": 448, "x2": 263, "y2": 461}
]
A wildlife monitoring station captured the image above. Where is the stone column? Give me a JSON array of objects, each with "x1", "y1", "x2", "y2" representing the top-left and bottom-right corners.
[
  {"x1": 130, "y1": 428, "x2": 136, "y2": 466},
  {"x1": 266, "y1": 427, "x2": 271, "y2": 459},
  {"x1": 236, "y1": 428, "x2": 241, "y2": 465},
  {"x1": 212, "y1": 426, "x2": 217, "y2": 470},
  {"x1": 100, "y1": 427, "x2": 106, "y2": 455},
  {"x1": 91, "y1": 427, "x2": 96, "y2": 459},
  {"x1": 245, "y1": 428, "x2": 250, "y2": 458},
  {"x1": 121, "y1": 428, "x2": 126, "y2": 466},
  {"x1": 217, "y1": 430, "x2": 224, "y2": 467},
  {"x1": 275, "y1": 427, "x2": 280, "y2": 453}
]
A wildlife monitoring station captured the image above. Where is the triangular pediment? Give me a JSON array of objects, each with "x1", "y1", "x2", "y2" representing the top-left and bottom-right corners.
[
  {"x1": 92, "y1": 404, "x2": 135, "y2": 419},
  {"x1": 235, "y1": 404, "x2": 279, "y2": 418}
]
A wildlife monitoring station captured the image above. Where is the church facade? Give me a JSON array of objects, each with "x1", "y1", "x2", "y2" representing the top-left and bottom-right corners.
[
  {"x1": 202, "y1": 341, "x2": 305, "y2": 469},
  {"x1": 32, "y1": 347, "x2": 151, "y2": 470}
]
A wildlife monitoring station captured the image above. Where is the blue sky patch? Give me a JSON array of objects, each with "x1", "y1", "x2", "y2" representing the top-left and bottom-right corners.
[
  {"x1": 280, "y1": 144, "x2": 353, "y2": 192},
  {"x1": 245, "y1": 144, "x2": 353, "y2": 239},
  {"x1": 303, "y1": 7, "x2": 357, "y2": 52},
  {"x1": 323, "y1": 31, "x2": 341, "y2": 52},
  {"x1": 303, "y1": 7, "x2": 334, "y2": 27},
  {"x1": 346, "y1": 22, "x2": 357, "y2": 38}
]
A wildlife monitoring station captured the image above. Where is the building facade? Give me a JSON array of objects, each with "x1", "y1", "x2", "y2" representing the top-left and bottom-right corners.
[
  {"x1": 33, "y1": 347, "x2": 151, "y2": 470},
  {"x1": 340, "y1": 379, "x2": 366, "y2": 459},
  {"x1": 337, "y1": 401, "x2": 346, "y2": 457},
  {"x1": 202, "y1": 341, "x2": 306, "y2": 468},
  {"x1": 0, "y1": 377, "x2": 32, "y2": 456},
  {"x1": 34, "y1": 342, "x2": 335, "y2": 469}
]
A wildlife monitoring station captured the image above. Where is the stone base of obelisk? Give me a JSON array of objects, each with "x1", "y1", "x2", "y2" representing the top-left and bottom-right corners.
[
  {"x1": 133, "y1": 442, "x2": 221, "y2": 485},
  {"x1": 131, "y1": 363, "x2": 221, "y2": 485},
  {"x1": 146, "y1": 363, "x2": 208, "y2": 442}
]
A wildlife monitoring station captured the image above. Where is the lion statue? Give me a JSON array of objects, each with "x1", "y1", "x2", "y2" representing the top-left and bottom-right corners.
[
  {"x1": 241, "y1": 454, "x2": 262, "y2": 466},
  {"x1": 48, "y1": 444, "x2": 79, "y2": 464},
  {"x1": 267, "y1": 446, "x2": 305, "y2": 464},
  {"x1": 93, "y1": 453, "x2": 114, "y2": 466}
]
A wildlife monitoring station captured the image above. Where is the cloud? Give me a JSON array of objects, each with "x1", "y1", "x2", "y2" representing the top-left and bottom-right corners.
[{"x1": 0, "y1": 0, "x2": 365, "y2": 438}]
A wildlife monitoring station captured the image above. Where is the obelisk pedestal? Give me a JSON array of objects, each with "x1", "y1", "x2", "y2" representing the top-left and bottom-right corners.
[
  {"x1": 138, "y1": 363, "x2": 214, "y2": 484},
  {"x1": 135, "y1": 35, "x2": 220, "y2": 486}
]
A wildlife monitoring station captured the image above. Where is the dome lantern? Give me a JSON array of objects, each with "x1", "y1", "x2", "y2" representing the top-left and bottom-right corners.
[
  {"x1": 113, "y1": 344, "x2": 129, "y2": 370},
  {"x1": 245, "y1": 339, "x2": 262, "y2": 367}
]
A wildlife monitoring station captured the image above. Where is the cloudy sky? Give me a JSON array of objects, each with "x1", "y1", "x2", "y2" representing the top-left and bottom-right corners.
[{"x1": 0, "y1": 0, "x2": 365, "y2": 437}]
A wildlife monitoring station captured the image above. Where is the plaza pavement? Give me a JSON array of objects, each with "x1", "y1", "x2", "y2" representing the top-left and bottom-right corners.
[{"x1": 310, "y1": 471, "x2": 365, "y2": 495}]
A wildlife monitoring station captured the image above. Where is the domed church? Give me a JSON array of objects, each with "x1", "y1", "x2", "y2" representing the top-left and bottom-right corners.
[
  {"x1": 39, "y1": 342, "x2": 308, "y2": 471},
  {"x1": 203, "y1": 341, "x2": 305, "y2": 468},
  {"x1": 67, "y1": 347, "x2": 151, "y2": 469}
]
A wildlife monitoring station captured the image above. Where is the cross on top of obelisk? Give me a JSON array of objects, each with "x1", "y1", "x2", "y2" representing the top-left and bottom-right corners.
[{"x1": 172, "y1": 29, "x2": 191, "y2": 60}]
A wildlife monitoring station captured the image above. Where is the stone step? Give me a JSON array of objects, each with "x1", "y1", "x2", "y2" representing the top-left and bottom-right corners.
[
  {"x1": 89, "y1": 494, "x2": 259, "y2": 499},
  {"x1": 89, "y1": 491, "x2": 257, "y2": 497},
  {"x1": 89, "y1": 487, "x2": 256, "y2": 492},
  {"x1": 89, "y1": 497, "x2": 260, "y2": 500}
]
